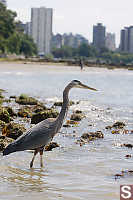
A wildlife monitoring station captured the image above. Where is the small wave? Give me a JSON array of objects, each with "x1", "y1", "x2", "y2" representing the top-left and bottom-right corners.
[
  {"x1": 2, "y1": 71, "x2": 12, "y2": 74},
  {"x1": 16, "y1": 72, "x2": 24, "y2": 75},
  {"x1": 46, "y1": 97, "x2": 61, "y2": 102}
]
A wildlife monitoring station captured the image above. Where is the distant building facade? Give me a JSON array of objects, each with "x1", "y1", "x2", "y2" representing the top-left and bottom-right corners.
[
  {"x1": 16, "y1": 22, "x2": 31, "y2": 36},
  {"x1": 93, "y1": 23, "x2": 106, "y2": 49},
  {"x1": 52, "y1": 33, "x2": 88, "y2": 49},
  {"x1": 52, "y1": 34, "x2": 63, "y2": 49},
  {"x1": 24, "y1": 22, "x2": 31, "y2": 36},
  {"x1": 105, "y1": 33, "x2": 116, "y2": 51},
  {"x1": 31, "y1": 7, "x2": 53, "y2": 55},
  {"x1": 120, "y1": 26, "x2": 133, "y2": 53},
  {"x1": 0, "y1": 0, "x2": 6, "y2": 6}
]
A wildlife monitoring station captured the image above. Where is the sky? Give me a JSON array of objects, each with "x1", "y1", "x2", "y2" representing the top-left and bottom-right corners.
[{"x1": 7, "y1": 0, "x2": 133, "y2": 47}]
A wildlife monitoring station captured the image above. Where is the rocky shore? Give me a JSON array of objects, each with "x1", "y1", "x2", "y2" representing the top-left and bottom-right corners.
[
  {"x1": 0, "y1": 87, "x2": 132, "y2": 155},
  {"x1": 0, "y1": 88, "x2": 87, "y2": 152}
]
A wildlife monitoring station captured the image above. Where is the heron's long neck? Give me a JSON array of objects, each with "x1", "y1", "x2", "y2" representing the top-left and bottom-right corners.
[{"x1": 56, "y1": 85, "x2": 70, "y2": 127}]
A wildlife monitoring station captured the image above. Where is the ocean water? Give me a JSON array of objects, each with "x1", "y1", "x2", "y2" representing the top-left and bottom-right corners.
[{"x1": 0, "y1": 63, "x2": 133, "y2": 200}]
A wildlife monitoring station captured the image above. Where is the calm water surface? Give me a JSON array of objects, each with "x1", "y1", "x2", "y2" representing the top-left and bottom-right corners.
[{"x1": 0, "y1": 63, "x2": 133, "y2": 200}]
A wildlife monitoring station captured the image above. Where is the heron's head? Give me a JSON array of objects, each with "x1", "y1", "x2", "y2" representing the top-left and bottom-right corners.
[{"x1": 70, "y1": 80, "x2": 97, "y2": 91}]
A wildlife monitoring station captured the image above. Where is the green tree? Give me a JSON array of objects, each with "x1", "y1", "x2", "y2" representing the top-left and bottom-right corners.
[
  {"x1": 0, "y1": 4, "x2": 37, "y2": 56},
  {"x1": 0, "y1": 3, "x2": 16, "y2": 39},
  {"x1": 20, "y1": 34, "x2": 37, "y2": 57},
  {"x1": 0, "y1": 3, "x2": 16, "y2": 53},
  {"x1": 78, "y1": 44, "x2": 98, "y2": 57},
  {"x1": 52, "y1": 46, "x2": 74, "y2": 58},
  {"x1": 78, "y1": 43, "x2": 89, "y2": 57},
  {"x1": 7, "y1": 32, "x2": 21, "y2": 54}
]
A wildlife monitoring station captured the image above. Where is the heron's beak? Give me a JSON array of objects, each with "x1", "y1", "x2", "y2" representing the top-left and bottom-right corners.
[{"x1": 79, "y1": 83, "x2": 97, "y2": 91}]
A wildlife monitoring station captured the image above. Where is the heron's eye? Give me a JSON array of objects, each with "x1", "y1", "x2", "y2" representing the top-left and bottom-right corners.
[{"x1": 73, "y1": 80, "x2": 81, "y2": 84}]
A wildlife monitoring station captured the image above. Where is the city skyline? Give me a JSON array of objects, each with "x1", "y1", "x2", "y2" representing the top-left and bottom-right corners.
[{"x1": 7, "y1": 0, "x2": 133, "y2": 47}]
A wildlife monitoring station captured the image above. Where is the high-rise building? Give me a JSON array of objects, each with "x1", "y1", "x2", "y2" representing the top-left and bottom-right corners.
[
  {"x1": 52, "y1": 33, "x2": 88, "y2": 49},
  {"x1": 120, "y1": 29, "x2": 128, "y2": 52},
  {"x1": 120, "y1": 26, "x2": 133, "y2": 53},
  {"x1": 0, "y1": 0, "x2": 7, "y2": 6},
  {"x1": 93, "y1": 23, "x2": 106, "y2": 49},
  {"x1": 105, "y1": 33, "x2": 116, "y2": 51},
  {"x1": 31, "y1": 7, "x2": 53, "y2": 55}
]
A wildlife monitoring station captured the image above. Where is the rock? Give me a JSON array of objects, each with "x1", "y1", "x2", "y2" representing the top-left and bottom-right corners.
[
  {"x1": 0, "y1": 89, "x2": 5, "y2": 93},
  {"x1": 10, "y1": 95, "x2": 16, "y2": 99},
  {"x1": 114, "y1": 173, "x2": 124, "y2": 180},
  {"x1": 18, "y1": 106, "x2": 32, "y2": 118},
  {"x1": 77, "y1": 131, "x2": 104, "y2": 145},
  {"x1": 16, "y1": 94, "x2": 38, "y2": 105},
  {"x1": 0, "y1": 136, "x2": 14, "y2": 152},
  {"x1": 0, "y1": 94, "x2": 4, "y2": 99},
  {"x1": 69, "y1": 100, "x2": 75, "y2": 106},
  {"x1": 82, "y1": 131, "x2": 104, "y2": 140},
  {"x1": 75, "y1": 110, "x2": 82, "y2": 114},
  {"x1": 54, "y1": 100, "x2": 75, "y2": 107},
  {"x1": 112, "y1": 121, "x2": 126, "y2": 129},
  {"x1": 105, "y1": 125, "x2": 112, "y2": 130},
  {"x1": 0, "y1": 99, "x2": 3, "y2": 105},
  {"x1": 0, "y1": 89, "x2": 5, "y2": 104},
  {"x1": 0, "y1": 107, "x2": 11, "y2": 123},
  {"x1": 31, "y1": 109, "x2": 59, "y2": 124},
  {"x1": 0, "y1": 120, "x2": 6, "y2": 129},
  {"x1": 4, "y1": 106, "x2": 17, "y2": 117},
  {"x1": 53, "y1": 101, "x2": 63, "y2": 107},
  {"x1": 66, "y1": 120, "x2": 79, "y2": 125},
  {"x1": 111, "y1": 130, "x2": 120, "y2": 134},
  {"x1": 70, "y1": 113, "x2": 84, "y2": 121},
  {"x1": 32, "y1": 105, "x2": 47, "y2": 113},
  {"x1": 3, "y1": 98, "x2": 11, "y2": 103},
  {"x1": 123, "y1": 143, "x2": 133, "y2": 148},
  {"x1": 2, "y1": 122, "x2": 26, "y2": 140},
  {"x1": 112, "y1": 129, "x2": 129, "y2": 134},
  {"x1": 63, "y1": 124, "x2": 71, "y2": 128},
  {"x1": 125, "y1": 154, "x2": 132, "y2": 158},
  {"x1": 45, "y1": 142, "x2": 59, "y2": 151},
  {"x1": 105, "y1": 122, "x2": 126, "y2": 130},
  {"x1": 127, "y1": 170, "x2": 133, "y2": 173}
]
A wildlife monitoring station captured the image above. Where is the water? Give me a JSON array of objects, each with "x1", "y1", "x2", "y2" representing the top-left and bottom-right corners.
[{"x1": 0, "y1": 63, "x2": 133, "y2": 200}]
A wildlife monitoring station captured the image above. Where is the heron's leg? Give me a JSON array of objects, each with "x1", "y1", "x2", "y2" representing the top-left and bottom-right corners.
[
  {"x1": 30, "y1": 149, "x2": 39, "y2": 168},
  {"x1": 39, "y1": 148, "x2": 44, "y2": 168}
]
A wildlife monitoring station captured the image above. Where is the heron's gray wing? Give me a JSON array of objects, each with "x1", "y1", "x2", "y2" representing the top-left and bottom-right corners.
[{"x1": 12, "y1": 118, "x2": 56, "y2": 151}]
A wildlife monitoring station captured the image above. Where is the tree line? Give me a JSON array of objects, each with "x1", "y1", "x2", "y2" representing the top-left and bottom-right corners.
[
  {"x1": 52, "y1": 43, "x2": 133, "y2": 66},
  {"x1": 0, "y1": 3, "x2": 37, "y2": 57}
]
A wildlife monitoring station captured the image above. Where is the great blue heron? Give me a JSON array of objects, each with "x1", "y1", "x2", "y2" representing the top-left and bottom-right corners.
[{"x1": 3, "y1": 80, "x2": 97, "y2": 168}]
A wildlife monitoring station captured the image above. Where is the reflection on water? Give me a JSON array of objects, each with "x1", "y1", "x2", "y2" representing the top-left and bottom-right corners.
[
  {"x1": 0, "y1": 64, "x2": 133, "y2": 200},
  {"x1": 6, "y1": 167, "x2": 47, "y2": 192}
]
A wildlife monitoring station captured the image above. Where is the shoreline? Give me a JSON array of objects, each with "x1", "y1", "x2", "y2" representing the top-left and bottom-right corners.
[{"x1": 0, "y1": 59, "x2": 133, "y2": 71}]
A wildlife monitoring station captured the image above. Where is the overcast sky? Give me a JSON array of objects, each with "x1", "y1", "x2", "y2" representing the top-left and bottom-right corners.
[{"x1": 7, "y1": 0, "x2": 133, "y2": 47}]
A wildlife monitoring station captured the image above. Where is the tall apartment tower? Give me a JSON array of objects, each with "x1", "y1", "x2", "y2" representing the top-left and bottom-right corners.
[
  {"x1": 105, "y1": 33, "x2": 116, "y2": 51},
  {"x1": 93, "y1": 23, "x2": 106, "y2": 49},
  {"x1": 31, "y1": 7, "x2": 53, "y2": 55},
  {"x1": 0, "y1": 0, "x2": 7, "y2": 6},
  {"x1": 120, "y1": 26, "x2": 133, "y2": 53}
]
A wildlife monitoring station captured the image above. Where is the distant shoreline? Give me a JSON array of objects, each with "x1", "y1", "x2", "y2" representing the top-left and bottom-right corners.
[{"x1": 0, "y1": 58, "x2": 133, "y2": 70}]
